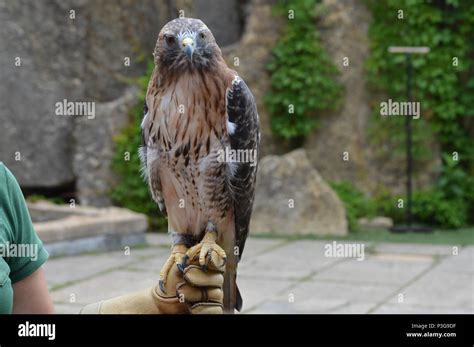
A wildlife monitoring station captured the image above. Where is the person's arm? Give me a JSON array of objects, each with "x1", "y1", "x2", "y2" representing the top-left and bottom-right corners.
[
  {"x1": 1, "y1": 163, "x2": 53, "y2": 314},
  {"x1": 12, "y1": 267, "x2": 54, "y2": 314}
]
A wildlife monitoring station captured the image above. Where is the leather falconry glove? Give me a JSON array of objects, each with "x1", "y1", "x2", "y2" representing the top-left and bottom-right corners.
[{"x1": 80, "y1": 243, "x2": 226, "y2": 314}]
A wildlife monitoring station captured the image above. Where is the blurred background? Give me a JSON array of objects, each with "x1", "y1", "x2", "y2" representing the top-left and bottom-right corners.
[
  {"x1": 2, "y1": 0, "x2": 474, "y2": 233},
  {"x1": 0, "y1": 0, "x2": 473, "y2": 313}
]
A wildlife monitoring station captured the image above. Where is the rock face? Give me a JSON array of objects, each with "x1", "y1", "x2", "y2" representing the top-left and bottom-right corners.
[
  {"x1": 0, "y1": 0, "x2": 87, "y2": 187},
  {"x1": 73, "y1": 87, "x2": 139, "y2": 206},
  {"x1": 0, "y1": 0, "x2": 166, "y2": 188},
  {"x1": 182, "y1": 0, "x2": 245, "y2": 46},
  {"x1": 0, "y1": 0, "x2": 246, "y2": 190},
  {"x1": 82, "y1": 0, "x2": 170, "y2": 102},
  {"x1": 250, "y1": 149, "x2": 348, "y2": 236},
  {"x1": 161, "y1": 0, "x2": 245, "y2": 46}
]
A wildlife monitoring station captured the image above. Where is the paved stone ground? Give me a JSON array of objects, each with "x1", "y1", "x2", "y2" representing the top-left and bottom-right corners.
[{"x1": 44, "y1": 234, "x2": 474, "y2": 314}]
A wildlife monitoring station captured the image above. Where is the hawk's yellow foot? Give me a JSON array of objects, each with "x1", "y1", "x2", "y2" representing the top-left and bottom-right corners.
[{"x1": 183, "y1": 230, "x2": 226, "y2": 272}]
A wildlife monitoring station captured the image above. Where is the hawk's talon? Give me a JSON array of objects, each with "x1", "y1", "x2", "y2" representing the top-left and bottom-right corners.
[
  {"x1": 159, "y1": 279, "x2": 166, "y2": 294},
  {"x1": 178, "y1": 255, "x2": 189, "y2": 273},
  {"x1": 205, "y1": 249, "x2": 213, "y2": 267}
]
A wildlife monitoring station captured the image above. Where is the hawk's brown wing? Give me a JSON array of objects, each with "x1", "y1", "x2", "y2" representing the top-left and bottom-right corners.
[
  {"x1": 139, "y1": 72, "x2": 167, "y2": 216},
  {"x1": 226, "y1": 76, "x2": 260, "y2": 260}
]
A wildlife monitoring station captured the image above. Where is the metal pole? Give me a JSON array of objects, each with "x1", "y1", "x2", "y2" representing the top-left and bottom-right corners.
[
  {"x1": 405, "y1": 53, "x2": 413, "y2": 227},
  {"x1": 388, "y1": 46, "x2": 430, "y2": 233}
]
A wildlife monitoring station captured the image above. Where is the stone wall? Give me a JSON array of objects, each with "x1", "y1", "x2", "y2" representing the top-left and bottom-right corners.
[
  {"x1": 0, "y1": 0, "x2": 168, "y2": 188},
  {"x1": 0, "y1": 0, "x2": 87, "y2": 187},
  {"x1": 0, "y1": 0, "x2": 247, "y2": 201}
]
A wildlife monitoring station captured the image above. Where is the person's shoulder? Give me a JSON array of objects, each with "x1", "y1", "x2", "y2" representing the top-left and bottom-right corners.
[
  {"x1": 0, "y1": 162, "x2": 7, "y2": 184},
  {"x1": 0, "y1": 162, "x2": 12, "y2": 185},
  {"x1": 0, "y1": 163, "x2": 17, "y2": 199}
]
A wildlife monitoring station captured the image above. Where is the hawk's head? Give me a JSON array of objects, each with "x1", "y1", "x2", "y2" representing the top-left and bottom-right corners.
[{"x1": 154, "y1": 18, "x2": 221, "y2": 74}]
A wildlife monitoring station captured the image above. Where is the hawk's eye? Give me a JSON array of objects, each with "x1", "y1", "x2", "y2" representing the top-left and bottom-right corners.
[
  {"x1": 164, "y1": 35, "x2": 176, "y2": 46},
  {"x1": 199, "y1": 32, "x2": 206, "y2": 40}
]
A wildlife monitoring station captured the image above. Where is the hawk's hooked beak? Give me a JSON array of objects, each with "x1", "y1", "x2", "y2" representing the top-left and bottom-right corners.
[{"x1": 182, "y1": 37, "x2": 194, "y2": 61}]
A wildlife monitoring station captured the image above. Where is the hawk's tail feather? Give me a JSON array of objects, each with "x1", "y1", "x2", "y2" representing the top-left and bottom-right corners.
[
  {"x1": 236, "y1": 284, "x2": 243, "y2": 312},
  {"x1": 224, "y1": 270, "x2": 241, "y2": 314}
]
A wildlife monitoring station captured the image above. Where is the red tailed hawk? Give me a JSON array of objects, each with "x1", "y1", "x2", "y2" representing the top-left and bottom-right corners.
[{"x1": 140, "y1": 18, "x2": 260, "y2": 313}]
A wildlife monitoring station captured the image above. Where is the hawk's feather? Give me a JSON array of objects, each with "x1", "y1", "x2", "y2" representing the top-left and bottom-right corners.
[{"x1": 226, "y1": 76, "x2": 260, "y2": 260}]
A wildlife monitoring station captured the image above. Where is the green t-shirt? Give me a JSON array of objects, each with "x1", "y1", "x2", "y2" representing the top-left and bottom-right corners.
[{"x1": 0, "y1": 162, "x2": 49, "y2": 313}]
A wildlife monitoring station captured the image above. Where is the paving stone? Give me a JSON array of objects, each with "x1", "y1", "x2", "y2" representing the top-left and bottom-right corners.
[
  {"x1": 374, "y1": 242, "x2": 455, "y2": 256},
  {"x1": 45, "y1": 246, "x2": 166, "y2": 288},
  {"x1": 42, "y1": 239, "x2": 473, "y2": 314},
  {"x1": 239, "y1": 240, "x2": 356, "y2": 280},
  {"x1": 331, "y1": 302, "x2": 378, "y2": 314},
  {"x1": 253, "y1": 298, "x2": 377, "y2": 314},
  {"x1": 305, "y1": 279, "x2": 395, "y2": 302},
  {"x1": 121, "y1": 248, "x2": 170, "y2": 272},
  {"x1": 435, "y1": 246, "x2": 473, "y2": 274},
  {"x1": 247, "y1": 276, "x2": 394, "y2": 314},
  {"x1": 45, "y1": 250, "x2": 136, "y2": 288},
  {"x1": 373, "y1": 303, "x2": 473, "y2": 314},
  {"x1": 239, "y1": 238, "x2": 288, "y2": 259},
  {"x1": 386, "y1": 270, "x2": 473, "y2": 311},
  {"x1": 237, "y1": 275, "x2": 294, "y2": 313},
  {"x1": 124, "y1": 245, "x2": 170, "y2": 259},
  {"x1": 369, "y1": 252, "x2": 434, "y2": 263},
  {"x1": 51, "y1": 270, "x2": 158, "y2": 305},
  {"x1": 53, "y1": 303, "x2": 83, "y2": 314},
  {"x1": 316, "y1": 253, "x2": 433, "y2": 286}
]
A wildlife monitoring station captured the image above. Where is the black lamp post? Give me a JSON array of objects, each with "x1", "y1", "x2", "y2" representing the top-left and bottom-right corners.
[{"x1": 387, "y1": 46, "x2": 432, "y2": 233}]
